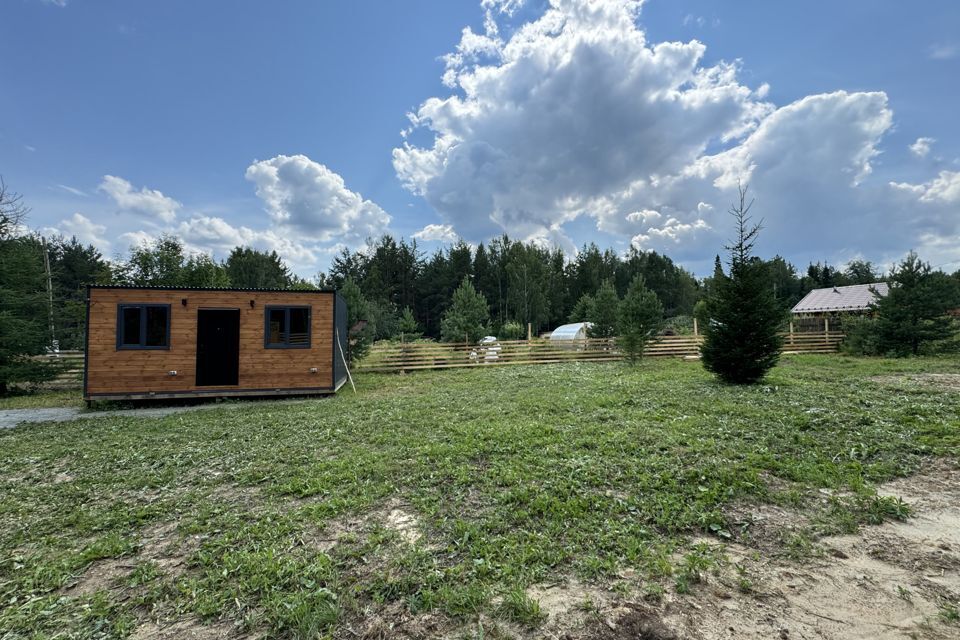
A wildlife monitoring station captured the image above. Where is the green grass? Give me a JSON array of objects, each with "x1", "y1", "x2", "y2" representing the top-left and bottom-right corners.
[
  {"x1": 0, "y1": 354, "x2": 958, "y2": 638},
  {"x1": 0, "y1": 389, "x2": 84, "y2": 409}
]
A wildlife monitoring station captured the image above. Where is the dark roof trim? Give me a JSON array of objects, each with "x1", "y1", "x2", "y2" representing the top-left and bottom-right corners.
[{"x1": 88, "y1": 285, "x2": 337, "y2": 293}]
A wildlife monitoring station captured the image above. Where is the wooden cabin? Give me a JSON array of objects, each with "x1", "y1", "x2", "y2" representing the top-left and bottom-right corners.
[{"x1": 84, "y1": 286, "x2": 348, "y2": 401}]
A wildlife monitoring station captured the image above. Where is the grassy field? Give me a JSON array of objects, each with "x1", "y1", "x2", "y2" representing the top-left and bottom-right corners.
[
  {"x1": 1, "y1": 355, "x2": 958, "y2": 638},
  {"x1": 0, "y1": 389, "x2": 85, "y2": 410}
]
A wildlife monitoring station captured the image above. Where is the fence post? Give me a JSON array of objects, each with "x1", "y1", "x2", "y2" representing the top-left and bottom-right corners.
[
  {"x1": 789, "y1": 320, "x2": 794, "y2": 346},
  {"x1": 693, "y1": 317, "x2": 698, "y2": 337},
  {"x1": 527, "y1": 322, "x2": 532, "y2": 341},
  {"x1": 824, "y1": 317, "x2": 829, "y2": 344}
]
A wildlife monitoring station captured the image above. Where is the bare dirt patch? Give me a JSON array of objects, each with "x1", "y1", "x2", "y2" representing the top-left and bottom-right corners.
[
  {"x1": 385, "y1": 503, "x2": 423, "y2": 545},
  {"x1": 62, "y1": 557, "x2": 136, "y2": 596},
  {"x1": 207, "y1": 483, "x2": 264, "y2": 510},
  {"x1": 51, "y1": 472, "x2": 74, "y2": 484},
  {"x1": 573, "y1": 604, "x2": 678, "y2": 639},
  {"x1": 526, "y1": 576, "x2": 614, "y2": 632},
  {"x1": 63, "y1": 520, "x2": 194, "y2": 596},
  {"x1": 139, "y1": 521, "x2": 195, "y2": 577},
  {"x1": 302, "y1": 513, "x2": 365, "y2": 553},
  {"x1": 304, "y1": 498, "x2": 425, "y2": 553}
]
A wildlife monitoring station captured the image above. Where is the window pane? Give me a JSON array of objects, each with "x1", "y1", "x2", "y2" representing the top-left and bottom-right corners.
[
  {"x1": 145, "y1": 306, "x2": 169, "y2": 347},
  {"x1": 268, "y1": 309, "x2": 286, "y2": 344},
  {"x1": 288, "y1": 308, "x2": 310, "y2": 346},
  {"x1": 120, "y1": 307, "x2": 141, "y2": 346}
]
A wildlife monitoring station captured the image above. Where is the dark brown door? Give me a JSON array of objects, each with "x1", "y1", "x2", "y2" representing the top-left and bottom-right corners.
[{"x1": 196, "y1": 309, "x2": 240, "y2": 386}]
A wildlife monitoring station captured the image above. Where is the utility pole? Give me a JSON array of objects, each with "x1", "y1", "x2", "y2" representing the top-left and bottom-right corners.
[{"x1": 41, "y1": 236, "x2": 57, "y2": 351}]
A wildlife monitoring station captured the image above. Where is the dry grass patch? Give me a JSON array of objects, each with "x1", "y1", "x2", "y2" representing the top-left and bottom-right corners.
[
  {"x1": 342, "y1": 602, "x2": 452, "y2": 639},
  {"x1": 130, "y1": 617, "x2": 250, "y2": 640},
  {"x1": 872, "y1": 373, "x2": 960, "y2": 393},
  {"x1": 723, "y1": 501, "x2": 811, "y2": 556}
]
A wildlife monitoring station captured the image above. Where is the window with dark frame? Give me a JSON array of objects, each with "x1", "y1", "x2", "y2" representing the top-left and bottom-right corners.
[
  {"x1": 117, "y1": 304, "x2": 170, "y2": 349},
  {"x1": 264, "y1": 306, "x2": 311, "y2": 348}
]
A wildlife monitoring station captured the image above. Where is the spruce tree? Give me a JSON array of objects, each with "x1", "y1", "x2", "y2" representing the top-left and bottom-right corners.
[
  {"x1": 340, "y1": 276, "x2": 373, "y2": 363},
  {"x1": 871, "y1": 252, "x2": 959, "y2": 355},
  {"x1": 398, "y1": 306, "x2": 421, "y2": 341},
  {"x1": 568, "y1": 293, "x2": 594, "y2": 323},
  {"x1": 700, "y1": 185, "x2": 784, "y2": 384},
  {"x1": 617, "y1": 275, "x2": 664, "y2": 363},
  {"x1": 440, "y1": 277, "x2": 490, "y2": 343},
  {"x1": 587, "y1": 279, "x2": 619, "y2": 339}
]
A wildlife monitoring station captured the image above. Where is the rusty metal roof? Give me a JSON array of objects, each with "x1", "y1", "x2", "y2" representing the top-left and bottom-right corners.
[{"x1": 791, "y1": 282, "x2": 889, "y2": 313}]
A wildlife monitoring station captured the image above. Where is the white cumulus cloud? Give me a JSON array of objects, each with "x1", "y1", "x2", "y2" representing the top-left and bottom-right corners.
[
  {"x1": 245, "y1": 154, "x2": 391, "y2": 244},
  {"x1": 43, "y1": 213, "x2": 111, "y2": 253},
  {"x1": 412, "y1": 223, "x2": 460, "y2": 243},
  {"x1": 99, "y1": 175, "x2": 182, "y2": 223},
  {"x1": 891, "y1": 171, "x2": 960, "y2": 204},
  {"x1": 174, "y1": 215, "x2": 320, "y2": 270},
  {"x1": 393, "y1": 0, "x2": 960, "y2": 270},
  {"x1": 909, "y1": 137, "x2": 935, "y2": 158},
  {"x1": 394, "y1": 0, "x2": 772, "y2": 247},
  {"x1": 101, "y1": 156, "x2": 391, "y2": 275}
]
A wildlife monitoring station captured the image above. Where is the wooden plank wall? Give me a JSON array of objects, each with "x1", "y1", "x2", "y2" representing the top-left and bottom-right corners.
[
  {"x1": 355, "y1": 331, "x2": 844, "y2": 373},
  {"x1": 85, "y1": 289, "x2": 334, "y2": 396}
]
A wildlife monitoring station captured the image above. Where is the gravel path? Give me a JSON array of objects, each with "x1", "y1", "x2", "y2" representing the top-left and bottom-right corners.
[{"x1": 0, "y1": 400, "x2": 307, "y2": 430}]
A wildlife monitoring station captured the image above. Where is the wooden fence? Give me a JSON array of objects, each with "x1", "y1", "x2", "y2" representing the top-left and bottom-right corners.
[
  {"x1": 37, "y1": 351, "x2": 85, "y2": 389},
  {"x1": 355, "y1": 330, "x2": 844, "y2": 373},
  {"x1": 32, "y1": 331, "x2": 844, "y2": 385}
]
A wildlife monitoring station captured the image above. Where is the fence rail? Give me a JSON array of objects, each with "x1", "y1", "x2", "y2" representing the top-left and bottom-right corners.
[
  {"x1": 34, "y1": 351, "x2": 85, "y2": 389},
  {"x1": 356, "y1": 330, "x2": 844, "y2": 373}
]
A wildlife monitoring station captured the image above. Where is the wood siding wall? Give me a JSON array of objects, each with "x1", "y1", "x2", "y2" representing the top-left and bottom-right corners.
[{"x1": 85, "y1": 288, "x2": 335, "y2": 398}]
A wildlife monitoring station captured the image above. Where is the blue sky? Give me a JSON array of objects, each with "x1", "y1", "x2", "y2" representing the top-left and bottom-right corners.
[{"x1": 3, "y1": 0, "x2": 959, "y2": 276}]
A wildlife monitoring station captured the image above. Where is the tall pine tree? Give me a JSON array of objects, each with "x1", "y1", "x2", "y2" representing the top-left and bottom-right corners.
[{"x1": 700, "y1": 185, "x2": 784, "y2": 384}]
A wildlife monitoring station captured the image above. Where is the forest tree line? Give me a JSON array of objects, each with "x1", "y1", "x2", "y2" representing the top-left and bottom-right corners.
[
  {"x1": 280, "y1": 236, "x2": 908, "y2": 342},
  {"x1": 3, "y1": 227, "x2": 928, "y2": 351}
]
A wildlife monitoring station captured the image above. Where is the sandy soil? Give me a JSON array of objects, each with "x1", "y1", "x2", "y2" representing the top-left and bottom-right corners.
[{"x1": 542, "y1": 459, "x2": 960, "y2": 640}]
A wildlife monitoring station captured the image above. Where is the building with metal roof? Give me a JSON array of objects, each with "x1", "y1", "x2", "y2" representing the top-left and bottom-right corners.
[{"x1": 791, "y1": 283, "x2": 889, "y2": 315}]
